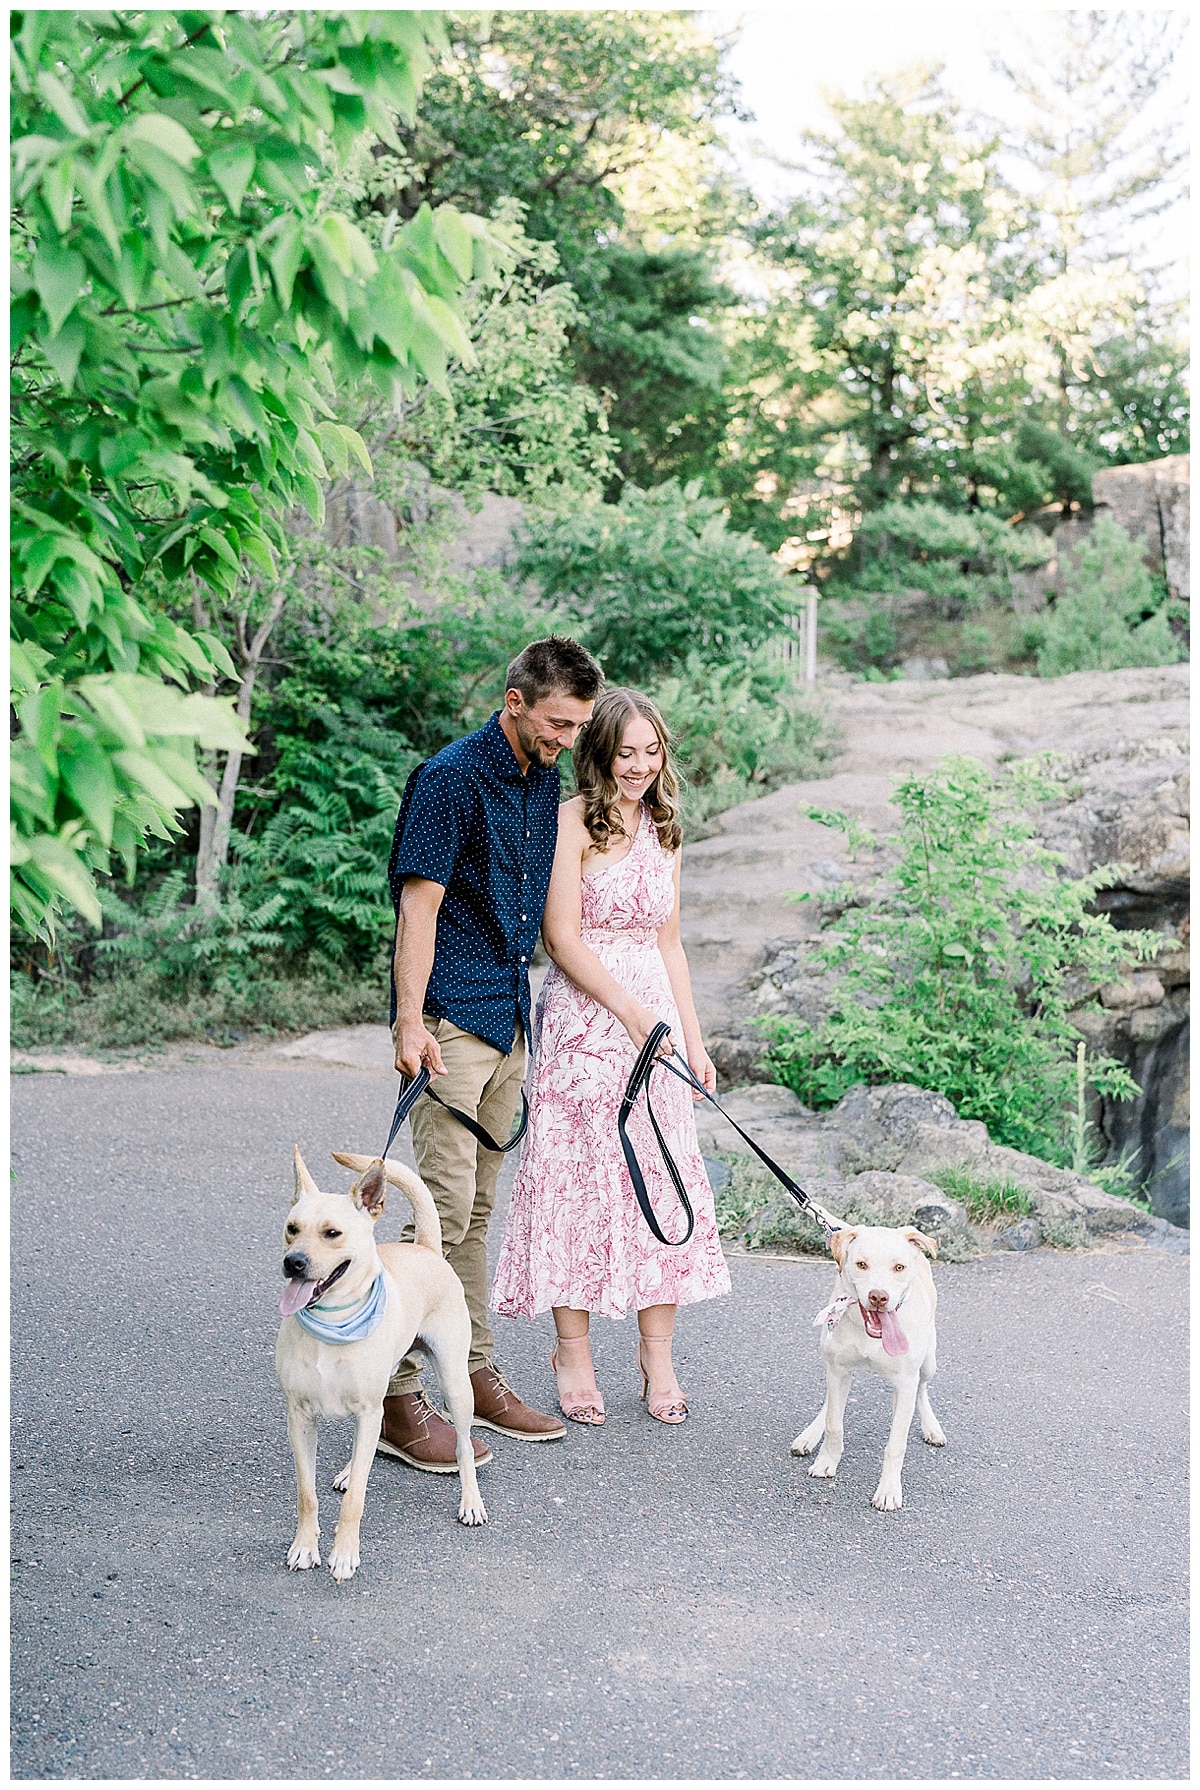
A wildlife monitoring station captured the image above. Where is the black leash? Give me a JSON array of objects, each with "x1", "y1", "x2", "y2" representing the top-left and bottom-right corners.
[
  {"x1": 620, "y1": 1021, "x2": 845, "y2": 1247},
  {"x1": 382, "y1": 1066, "x2": 529, "y2": 1163}
]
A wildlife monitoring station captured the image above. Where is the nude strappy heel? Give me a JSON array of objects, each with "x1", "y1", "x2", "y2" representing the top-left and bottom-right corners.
[
  {"x1": 637, "y1": 1339, "x2": 688, "y2": 1424},
  {"x1": 551, "y1": 1340, "x2": 605, "y2": 1426}
]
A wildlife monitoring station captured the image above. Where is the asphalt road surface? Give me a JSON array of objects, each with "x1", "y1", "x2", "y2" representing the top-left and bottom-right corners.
[{"x1": 11, "y1": 1063, "x2": 1189, "y2": 1781}]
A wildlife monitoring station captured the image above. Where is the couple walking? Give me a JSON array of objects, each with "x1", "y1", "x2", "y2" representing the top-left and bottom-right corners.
[{"x1": 380, "y1": 636, "x2": 729, "y2": 1470}]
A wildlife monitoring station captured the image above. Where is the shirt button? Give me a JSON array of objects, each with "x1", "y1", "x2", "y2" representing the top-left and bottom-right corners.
[{"x1": 521, "y1": 913, "x2": 527, "y2": 920}]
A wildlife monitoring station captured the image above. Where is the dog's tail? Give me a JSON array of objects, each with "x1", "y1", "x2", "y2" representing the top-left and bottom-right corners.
[{"x1": 330, "y1": 1152, "x2": 442, "y2": 1253}]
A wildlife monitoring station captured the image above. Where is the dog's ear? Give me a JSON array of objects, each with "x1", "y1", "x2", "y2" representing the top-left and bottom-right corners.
[
  {"x1": 829, "y1": 1226, "x2": 858, "y2": 1268},
  {"x1": 350, "y1": 1159, "x2": 387, "y2": 1218},
  {"x1": 292, "y1": 1147, "x2": 321, "y2": 1205},
  {"x1": 903, "y1": 1227, "x2": 938, "y2": 1259}
]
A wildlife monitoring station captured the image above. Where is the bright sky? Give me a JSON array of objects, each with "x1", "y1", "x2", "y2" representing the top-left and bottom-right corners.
[{"x1": 701, "y1": 5, "x2": 1190, "y2": 281}]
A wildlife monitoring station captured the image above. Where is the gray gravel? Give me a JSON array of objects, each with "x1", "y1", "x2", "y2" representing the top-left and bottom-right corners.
[{"x1": 10, "y1": 1065, "x2": 1189, "y2": 1780}]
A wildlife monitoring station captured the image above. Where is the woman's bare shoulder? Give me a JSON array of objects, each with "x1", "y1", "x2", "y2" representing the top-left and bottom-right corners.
[{"x1": 556, "y1": 795, "x2": 590, "y2": 839}]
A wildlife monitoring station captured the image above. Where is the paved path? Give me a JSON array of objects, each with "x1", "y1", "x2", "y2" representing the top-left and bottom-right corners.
[{"x1": 11, "y1": 1065, "x2": 1188, "y2": 1780}]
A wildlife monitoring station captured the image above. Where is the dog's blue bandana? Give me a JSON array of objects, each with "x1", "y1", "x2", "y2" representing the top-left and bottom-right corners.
[{"x1": 294, "y1": 1273, "x2": 388, "y2": 1345}]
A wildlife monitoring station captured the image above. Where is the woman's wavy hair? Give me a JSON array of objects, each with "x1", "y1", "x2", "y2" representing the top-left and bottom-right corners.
[{"x1": 573, "y1": 687, "x2": 682, "y2": 854}]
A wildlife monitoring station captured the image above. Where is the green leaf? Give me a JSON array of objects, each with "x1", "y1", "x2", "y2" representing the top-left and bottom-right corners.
[
  {"x1": 59, "y1": 733, "x2": 119, "y2": 847},
  {"x1": 41, "y1": 155, "x2": 75, "y2": 234},
  {"x1": 266, "y1": 218, "x2": 304, "y2": 310},
  {"x1": 35, "y1": 71, "x2": 89, "y2": 137},
  {"x1": 24, "y1": 833, "x2": 103, "y2": 929},
  {"x1": 113, "y1": 747, "x2": 194, "y2": 811},
  {"x1": 32, "y1": 240, "x2": 86, "y2": 336},
  {"x1": 433, "y1": 207, "x2": 474, "y2": 282},
  {"x1": 36, "y1": 311, "x2": 86, "y2": 388},
  {"x1": 18, "y1": 683, "x2": 63, "y2": 776},
  {"x1": 207, "y1": 141, "x2": 256, "y2": 215},
  {"x1": 127, "y1": 113, "x2": 200, "y2": 166}
]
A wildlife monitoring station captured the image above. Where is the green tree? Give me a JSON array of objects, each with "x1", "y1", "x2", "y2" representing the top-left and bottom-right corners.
[
  {"x1": 10, "y1": 8, "x2": 501, "y2": 936},
  {"x1": 516, "y1": 479, "x2": 797, "y2": 687},
  {"x1": 356, "y1": 11, "x2": 746, "y2": 493}
]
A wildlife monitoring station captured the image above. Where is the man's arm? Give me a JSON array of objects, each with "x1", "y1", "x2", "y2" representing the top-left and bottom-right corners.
[{"x1": 393, "y1": 875, "x2": 448, "y2": 1078}]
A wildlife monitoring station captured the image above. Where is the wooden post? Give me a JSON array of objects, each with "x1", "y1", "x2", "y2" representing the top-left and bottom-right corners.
[{"x1": 805, "y1": 589, "x2": 817, "y2": 688}]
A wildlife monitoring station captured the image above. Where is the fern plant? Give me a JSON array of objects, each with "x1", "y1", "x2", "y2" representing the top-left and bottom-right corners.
[{"x1": 239, "y1": 706, "x2": 418, "y2": 962}]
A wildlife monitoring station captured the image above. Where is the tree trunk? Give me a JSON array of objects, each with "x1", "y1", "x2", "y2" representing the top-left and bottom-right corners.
[{"x1": 194, "y1": 588, "x2": 287, "y2": 907}]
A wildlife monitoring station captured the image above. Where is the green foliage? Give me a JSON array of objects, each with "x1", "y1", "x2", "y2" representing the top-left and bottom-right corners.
[
  {"x1": 518, "y1": 480, "x2": 797, "y2": 687},
  {"x1": 237, "y1": 707, "x2": 416, "y2": 962},
  {"x1": 711, "y1": 1159, "x2": 828, "y2": 1254},
  {"x1": 762, "y1": 758, "x2": 1156, "y2": 1162},
  {"x1": 576, "y1": 246, "x2": 735, "y2": 494},
  {"x1": 851, "y1": 500, "x2": 1052, "y2": 605},
  {"x1": 1034, "y1": 517, "x2": 1186, "y2": 676},
  {"x1": 929, "y1": 1168, "x2": 1033, "y2": 1224},
  {"x1": 10, "y1": 8, "x2": 502, "y2": 936},
  {"x1": 653, "y1": 652, "x2": 835, "y2": 830}
]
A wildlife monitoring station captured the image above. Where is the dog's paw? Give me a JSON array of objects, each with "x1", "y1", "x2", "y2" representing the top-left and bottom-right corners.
[
  {"x1": 807, "y1": 1455, "x2": 839, "y2": 1479},
  {"x1": 922, "y1": 1425, "x2": 946, "y2": 1447},
  {"x1": 332, "y1": 1463, "x2": 351, "y2": 1493},
  {"x1": 287, "y1": 1540, "x2": 321, "y2": 1571},
  {"x1": 791, "y1": 1429, "x2": 820, "y2": 1457},
  {"x1": 871, "y1": 1482, "x2": 902, "y2": 1511},
  {"x1": 458, "y1": 1498, "x2": 488, "y2": 1527},
  {"x1": 328, "y1": 1544, "x2": 360, "y2": 1582}
]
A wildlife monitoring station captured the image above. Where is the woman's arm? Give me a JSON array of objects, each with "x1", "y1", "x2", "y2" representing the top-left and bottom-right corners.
[
  {"x1": 541, "y1": 803, "x2": 667, "y2": 1052},
  {"x1": 657, "y1": 853, "x2": 717, "y2": 1094}
]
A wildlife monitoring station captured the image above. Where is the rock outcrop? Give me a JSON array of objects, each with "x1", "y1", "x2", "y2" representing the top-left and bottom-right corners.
[
  {"x1": 696, "y1": 1080, "x2": 1188, "y2": 1256},
  {"x1": 682, "y1": 664, "x2": 1190, "y2": 1224}
]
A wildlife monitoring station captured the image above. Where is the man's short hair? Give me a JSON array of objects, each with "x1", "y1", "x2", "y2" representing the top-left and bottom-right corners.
[{"x1": 505, "y1": 636, "x2": 603, "y2": 706}]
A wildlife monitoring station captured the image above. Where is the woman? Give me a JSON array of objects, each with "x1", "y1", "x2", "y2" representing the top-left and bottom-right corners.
[{"x1": 491, "y1": 688, "x2": 731, "y2": 1424}]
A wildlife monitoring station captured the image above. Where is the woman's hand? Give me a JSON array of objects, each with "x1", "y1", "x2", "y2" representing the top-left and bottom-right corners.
[
  {"x1": 689, "y1": 1047, "x2": 717, "y2": 1101},
  {"x1": 622, "y1": 1002, "x2": 673, "y2": 1056}
]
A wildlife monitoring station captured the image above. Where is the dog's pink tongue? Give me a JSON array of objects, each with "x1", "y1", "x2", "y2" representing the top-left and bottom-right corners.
[
  {"x1": 878, "y1": 1306, "x2": 909, "y2": 1356},
  {"x1": 280, "y1": 1277, "x2": 317, "y2": 1317}
]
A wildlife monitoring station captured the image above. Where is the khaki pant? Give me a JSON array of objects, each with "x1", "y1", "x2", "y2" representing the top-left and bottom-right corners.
[{"x1": 388, "y1": 1014, "x2": 526, "y2": 1396}]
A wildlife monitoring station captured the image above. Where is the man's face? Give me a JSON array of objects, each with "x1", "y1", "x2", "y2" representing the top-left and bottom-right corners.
[{"x1": 506, "y1": 688, "x2": 594, "y2": 767}]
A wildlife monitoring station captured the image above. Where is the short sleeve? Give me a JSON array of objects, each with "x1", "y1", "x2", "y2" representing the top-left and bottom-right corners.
[{"x1": 391, "y1": 761, "x2": 471, "y2": 893}]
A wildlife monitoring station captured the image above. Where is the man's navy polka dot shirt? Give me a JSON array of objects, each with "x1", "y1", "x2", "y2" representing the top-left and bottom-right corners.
[{"x1": 388, "y1": 711, "x2": 560, "y2": 1054}]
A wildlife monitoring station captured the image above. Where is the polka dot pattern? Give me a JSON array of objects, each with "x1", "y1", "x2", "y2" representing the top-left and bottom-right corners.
[{"x1": 387, "y1": 712, "x2": 560, "y2": 1054}]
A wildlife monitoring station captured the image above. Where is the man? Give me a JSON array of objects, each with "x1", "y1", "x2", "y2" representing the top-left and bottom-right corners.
[{"x1": 381, "y1": 636, "x2": 604, "y2": 1468}]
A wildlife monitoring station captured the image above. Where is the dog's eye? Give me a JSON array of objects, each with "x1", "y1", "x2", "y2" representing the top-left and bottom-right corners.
[
  {"x1": 323, "y1": 1229, "x2": 342, "y2": 1241},
  {"x1": 285, "y1": 1225, "x2": 298, "y2": 1238},
  {"x1": 894, "y1": 1263, "x2": 907, "y2": 1272},
  {"x1": 855, "y1": 1260, "x2": 868, "y2": 1270}
]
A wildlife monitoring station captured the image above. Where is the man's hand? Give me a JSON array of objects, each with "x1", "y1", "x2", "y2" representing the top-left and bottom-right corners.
[{"x1": 395, "y1": 1017, "x2": 446, "y2": 1080}]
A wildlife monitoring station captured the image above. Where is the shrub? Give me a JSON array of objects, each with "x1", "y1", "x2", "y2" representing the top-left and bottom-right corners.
[
  {"x1": 651, "y1": 650, "x2": 835, "y2": 831},
  {"x1": 850, "y1": 499, "x2": 1052, "y2": 608},
  {"x1": 761, "y1": 758, "x2": 1157, "y2": 1163},
  {"x1": 516, "y1": 478, "x2": 798, "y2": 686},
  {"x1": 1035, "y1": 516, "x2": 1186, "y2": 676}
]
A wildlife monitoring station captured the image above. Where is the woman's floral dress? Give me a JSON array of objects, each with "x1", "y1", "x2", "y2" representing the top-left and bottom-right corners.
[{"x1": 491, "y1": 805, "x2": 731, "y2": 1319}]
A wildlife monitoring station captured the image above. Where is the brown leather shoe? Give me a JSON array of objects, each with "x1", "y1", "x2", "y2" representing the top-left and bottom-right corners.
[
  {"x1": 468, "y1": 1364, "x2": 566, "y2": 1441},
  {"x1": 376, "y1": 1391, "x2": 492, "y2": 1474}
]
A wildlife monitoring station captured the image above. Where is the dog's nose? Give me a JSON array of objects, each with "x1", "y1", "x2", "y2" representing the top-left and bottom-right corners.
[
  {"x1": 867, "y1": 1288, "x2": 890, "y2": 1310},
  {"x1": 284, "y1": 1251, "x2": 309, "y2": 1278}
]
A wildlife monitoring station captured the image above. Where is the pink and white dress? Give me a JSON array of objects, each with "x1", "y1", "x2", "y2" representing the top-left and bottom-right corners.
[{"x1": 491, "y1": 804, "x2": 732, "y2": 1320}]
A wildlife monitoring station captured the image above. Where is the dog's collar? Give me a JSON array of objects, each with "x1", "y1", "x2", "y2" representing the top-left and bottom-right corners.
[{"x1": 293, "y1": 1273, "x2": 388, "y2": 1345}]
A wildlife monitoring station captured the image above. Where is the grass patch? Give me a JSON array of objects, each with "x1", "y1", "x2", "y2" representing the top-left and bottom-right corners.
[
  {"x1": 930, "y1": 1167, "x2": 1034, "y2": 1225},
  {"x1": 10, "y1": 964, "x2": 386, "y2": 1052},
  {"x1": 712, "y1": 1157, "x2": 830, "y2": 1254}
]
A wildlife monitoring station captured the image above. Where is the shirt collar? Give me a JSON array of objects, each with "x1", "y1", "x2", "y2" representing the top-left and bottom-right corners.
[{"x1": 482, "y1": 710, "x2": 548, "y2": 784}]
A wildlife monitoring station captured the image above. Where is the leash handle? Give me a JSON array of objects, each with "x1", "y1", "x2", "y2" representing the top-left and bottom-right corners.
[
  {"x1": 383, "y1": 1067, "x2": 529, "y2": 1162},
  {"x1": 619, "y1": 1021, "x2": 696, "y2": 1247},
  {"x1": 656, "y1": 1051, "x2": 843, "y2": 1236}
]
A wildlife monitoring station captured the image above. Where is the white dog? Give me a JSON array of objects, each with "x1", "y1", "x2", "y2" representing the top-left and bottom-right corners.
[
  {"x1": 791, "y1": 1224, "x2": 945, "y2": 1510},
  {"x1": 275, "y1": 1148, "x2": 487, "y2": 1583}
]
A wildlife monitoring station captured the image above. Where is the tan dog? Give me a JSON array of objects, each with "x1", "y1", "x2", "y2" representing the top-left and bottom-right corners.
[
  {"x1": 274, "y1": 1148, "x2": 486, "y2": 1583},
  {"x1": 791, "y1": 1224, "x2": 945, "y2": 1511}
]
